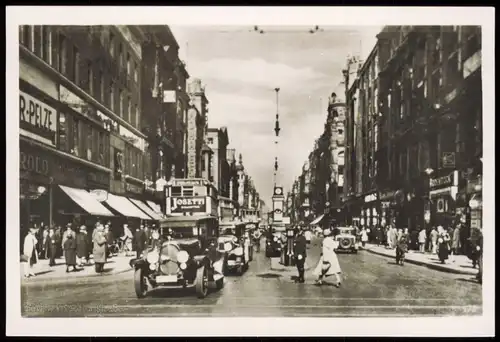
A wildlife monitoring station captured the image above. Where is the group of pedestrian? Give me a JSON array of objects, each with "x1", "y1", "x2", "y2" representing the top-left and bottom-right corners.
[
  {"x1": 292, "y1": 225, "x2": 344, "y2": 287},
  {"x1": 21, "y1": 221, "x2": 119, "y2": 277}
]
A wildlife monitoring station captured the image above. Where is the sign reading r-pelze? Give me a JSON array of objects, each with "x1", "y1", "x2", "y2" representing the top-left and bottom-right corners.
[
  {"x1": 19, "y1": 91, "x2": 57, "y2": 146},
  {"x1": 171, "y1": 196, "x2": 206, "y2": 213}
]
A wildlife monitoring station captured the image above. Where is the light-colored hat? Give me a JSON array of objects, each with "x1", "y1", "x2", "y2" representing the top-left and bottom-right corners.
[{"x1": 80, "y1": 225, "x2": 86, "y2": 231}]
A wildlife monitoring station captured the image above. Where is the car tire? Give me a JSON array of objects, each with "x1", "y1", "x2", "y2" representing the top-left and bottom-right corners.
[
  {"x1": 222, "y1": 255, "x2": 229, "y2": 276},
  {"x1": 216, "y1": 275, "x2": 224, "y2": 290},
  {"x1": 134, "y1": 268, "x2": 148, "y2": 299},
  {"x1": 237, "y1": 264, "x2": 244, "y2": 276},
  {"x1": 195, "y1": 265, "x2": 209, "y2": 299}
]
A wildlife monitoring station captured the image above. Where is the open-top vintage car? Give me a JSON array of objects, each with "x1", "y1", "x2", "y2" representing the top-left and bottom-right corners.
[
  {"x1": 334, "y1": 227, "x2": 359, "y2": 253},
  {"x1": 130, "y1": 215, "x2": 224, "y2": 299},
  {"x1": 218, "y1": 222, "x2": 252, "y2": 275}
]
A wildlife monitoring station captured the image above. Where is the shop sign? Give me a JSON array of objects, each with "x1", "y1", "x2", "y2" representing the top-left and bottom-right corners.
[
  {"x1": 19, "y1": 91, "x2": 57, "y2": 146},
  {"x1": 364, "y1": 193, "x2": 377, "y2": 203},
  {"x1": 172, "y1": 179, "x2": 204, "y2": 186},
  {"x1": 125, "y1": 182, "x2": 143, "y2": 195},
  {"x1": 430, "y1": 173, "x2": 453, "y2": 189},
  {"x1": 170, "y1": 196, "x2": 206, "y2": 213},
  {"x1": 20, "y1": 151, "x2": 50, "y2": 178},
  {"x1": 379, "y1": 190, "x2": 395, "y2": 201},
  {"x1": 89, "y1": 189, "x2": 108, "y2": 202}
]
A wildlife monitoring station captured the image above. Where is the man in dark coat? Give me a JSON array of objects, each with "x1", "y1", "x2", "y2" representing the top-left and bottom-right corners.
[
  {"x1": 134, "y1": 225, "x2": 146, "y2": 259},
  {"x1": 63, "y1": 230, "x2": 78, "y2": 272},
  {"x1": 104, "y1": 225, "x2": 114, "y2": 258},
  {"x1": 45, "y1": 227, "x2": 58, "y2": 266},
  {"x1": 76, "y1": 226, "x2": 89, "y2": 266},
  {"x1": 143, "y1": 224, "x2": 152, "y2": 248},
  {"x1": 293, "y1": 228, "x2": 308, "y2": 283}
]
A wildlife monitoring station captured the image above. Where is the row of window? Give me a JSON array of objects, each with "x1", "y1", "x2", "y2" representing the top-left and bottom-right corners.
[
  {"x1": 58, "y1": 111, "x2": 110, "y2": 167},
  {"x1": 19, "y1": 26, "x2": 141, "y2": 131}
]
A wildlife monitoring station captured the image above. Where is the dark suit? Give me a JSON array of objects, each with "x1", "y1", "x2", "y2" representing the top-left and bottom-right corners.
[
  {"x1": 45, "y1": 235, "x2": 57, "y2": 266},
  {"x1": 134, "y1": 229, "x2": 146, "y2": 258},
  {"x1": 294, "y1": 234, "x2": 307, "y2": 283}
]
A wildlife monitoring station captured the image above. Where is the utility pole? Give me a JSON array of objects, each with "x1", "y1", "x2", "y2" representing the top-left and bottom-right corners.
[{"x1": 273, "y1": 87, "x2": 281, "y2": 186}]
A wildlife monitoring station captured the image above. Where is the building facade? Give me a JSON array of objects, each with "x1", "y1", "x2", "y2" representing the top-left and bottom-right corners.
[
  {"x1": 375, "y1": 26, "x2": 482, "y2": 242},
  {"x1": 206, "y1": 127, "x2": 230, "y2": 197},
  {"x1": 18, "y1": 25, "x2": 159, "y2": 237}
]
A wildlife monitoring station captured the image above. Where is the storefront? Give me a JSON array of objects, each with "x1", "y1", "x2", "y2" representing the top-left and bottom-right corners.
[
  {"x1": 378, "y1": 190, "x2": 397, "y2": 227},
  {"x1": 361, "y1": 192, "x2": 378, "y2": 228},
  {"x1": 218, "y1": 196, "x2": 235, "y2": 223},
  {"x1": 428, "y1": 171, "x2": 459, "y2": 228},
  {"x1": 467, "y1": 176, "x2": 482, "y2": 230}
]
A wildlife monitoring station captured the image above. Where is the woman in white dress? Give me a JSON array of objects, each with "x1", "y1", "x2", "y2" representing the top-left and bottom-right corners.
[{"x1": 314, "y1": 228, "x2": 343, "y2": 287}]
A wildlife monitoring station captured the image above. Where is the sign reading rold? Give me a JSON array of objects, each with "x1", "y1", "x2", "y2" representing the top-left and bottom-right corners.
[
  {"x1": 20, "y1": 91, "x2": 57, "y2": 146},
  {"x1": 170, "y1": 196, "x2": 206, "y2": 213}
]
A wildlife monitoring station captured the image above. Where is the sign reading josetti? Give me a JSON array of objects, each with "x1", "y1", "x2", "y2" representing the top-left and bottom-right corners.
[
  {"x1": 171, "y1": 196, "x2": 206, "y2": 213},
  {"x1": 19, "y1": 91, "x2": 57, "y2": 146}
]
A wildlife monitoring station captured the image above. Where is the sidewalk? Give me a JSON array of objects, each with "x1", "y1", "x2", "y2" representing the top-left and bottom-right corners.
[
  {"x1": 363, "y1": 243, "x2": 478, "y2": 275},
  {"x1": 20, "y1": 253, "x2": 134, "y2": 283}
]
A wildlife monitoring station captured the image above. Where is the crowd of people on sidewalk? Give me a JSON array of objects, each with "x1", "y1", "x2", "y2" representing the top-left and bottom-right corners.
[{"x1": 21, "y1": 220, "x2": 161, "y2": 278}]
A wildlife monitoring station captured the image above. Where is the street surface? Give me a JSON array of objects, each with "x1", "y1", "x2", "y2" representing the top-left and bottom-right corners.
[{"x1": 21, "y1": 237, "x2": 482, "y2": 317}]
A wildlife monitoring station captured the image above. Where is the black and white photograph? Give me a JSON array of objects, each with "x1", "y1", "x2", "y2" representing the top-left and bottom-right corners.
[{"x1": 6, "y1": 6, "x2": 494, "y2": 337}]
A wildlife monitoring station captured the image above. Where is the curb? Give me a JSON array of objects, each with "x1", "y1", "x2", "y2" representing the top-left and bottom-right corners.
[
  {"x1": 21, "y1": 266, "x2": 134, "y2": 286},
  {"x1": 363, "y1": 248, "x2": 477, "y2": 276}
]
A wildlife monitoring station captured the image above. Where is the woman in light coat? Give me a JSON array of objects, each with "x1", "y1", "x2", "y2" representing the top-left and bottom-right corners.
[
  {"x1": 314, "y1": 228, "x2": 343, "y2": 287},
  {"x1": 22, "y1": 227, "x2": 39, "y2": 278},
  {"x1": 360, "y1": 228, "x2": 369, "y2": 247},
  {"x1": 93, "y1": 225, "x2": 107, "y2": 274}
]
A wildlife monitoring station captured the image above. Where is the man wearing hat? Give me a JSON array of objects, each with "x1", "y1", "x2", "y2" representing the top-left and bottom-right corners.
[
  {"x1": 76, "y1": 225, "x2": 89, "y2": 266},
  {"x1": 61, "y1": 223, "x2": 74, "y2": 259},
  {"x1": 134, "y1": 224, "x2": 147, "y2": 258},
  {"x1": 293, "y1": 227, "x2": 308, "y2": 283}
]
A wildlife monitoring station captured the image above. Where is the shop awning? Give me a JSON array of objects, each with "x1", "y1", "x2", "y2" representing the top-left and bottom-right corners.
[
  {"x1": 104, "y1": 193, "x2": 153, "y2": 220},
  {"x1": 147, "y1": 200, "x2": 164, "y2": 217},
  {"x1": 129, "y1": 198, "x2": 163, "y2": 220},
  {"x1": 59, "y1": 185, "x2": 114, "y2": 217},
  {"x1": 310, "y1": 214, "x2": 325, "y2": 225}
]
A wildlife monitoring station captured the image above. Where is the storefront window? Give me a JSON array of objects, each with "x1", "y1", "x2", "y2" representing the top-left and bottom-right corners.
[
  {"x1": 71, "y1": 118, "x2": 80, "y2": 157},
  {"x1": 59, "y1": 34, "x2": 67, "y2": 76},
  {"x1": 86, "y1": 124, "x2": 93, "y2": 160},
  {"x1": 58, "y1": 112, "x2": 68, "y2": 152}
]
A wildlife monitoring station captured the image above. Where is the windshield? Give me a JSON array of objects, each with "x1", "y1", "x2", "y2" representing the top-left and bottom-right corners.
[
  {"x1": 167, "y1": 226, "x2": 197, "y2": 239},
  {"x1": 338, "y1": 228, "x2": 355, "y2": 235},
  {"x1": 222, "y1": 228, "x2": 236, "y2": 236}
]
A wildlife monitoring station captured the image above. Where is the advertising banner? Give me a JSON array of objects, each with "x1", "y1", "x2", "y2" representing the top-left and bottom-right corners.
[{"x1": 170, "y1": 196, "x2": 206, "y2": 214}]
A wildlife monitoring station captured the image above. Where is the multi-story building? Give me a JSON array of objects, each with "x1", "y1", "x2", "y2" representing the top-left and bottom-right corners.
[
  {"x1": 342, "y1": 26, "x2": 482, "y2": 244},
  {"x1": 18, "y1": 25, "x2": 161, "y2": 238},
  {"x1": 185, "y1": 79, "x2": 208, "y2": 179},
  {"x1": 342, "y1": 46, "x2": 381, "y2": 229},
  {"x1": 206, "y1": 127, "x2": 230, "y2": 197}
]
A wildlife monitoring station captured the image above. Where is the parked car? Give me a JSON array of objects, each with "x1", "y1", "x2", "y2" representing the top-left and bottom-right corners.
[
  {"x1": 218, "y1": 222, "x2": 251, "y2": 275},
  {"x1": 130, "y1": 215, "x2": 224, "y2": 299},
  {"x1": 265, "y1": 229, "x2": 283, "y2": 258},
  {"x1": 334, "y1": 227, "x2": 359, "y2": 253}
]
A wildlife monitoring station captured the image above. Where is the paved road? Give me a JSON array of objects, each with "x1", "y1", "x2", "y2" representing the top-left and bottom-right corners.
[{"x1": 21, "y1": 237, "x2": 482, "y2": 317}]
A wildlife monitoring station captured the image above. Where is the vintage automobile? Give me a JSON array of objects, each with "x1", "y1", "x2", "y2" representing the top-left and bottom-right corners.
[
  {"x1": 218, "y1": 222, "x2": 252, "y2": 275},
  {"x1": 334, "y1": 227, "x2": 359, "y2": 253},
  {"x1": 130, "y1": 215, "x2": 224, "y2": 299}
]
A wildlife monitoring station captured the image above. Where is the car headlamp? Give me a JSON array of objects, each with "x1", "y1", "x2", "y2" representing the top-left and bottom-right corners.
[
  {"x1": 232, "y1": 236, "x2": 238, "y2": 243},
  {"x1": 476, "y1": 246, "x2": 481, "y2": 251},
  {"x1": 146, "y1": 250, "x2": 159, "y2": 264},
  {"x1": 297, "y1": 254, "x2": 303, "y2": 260},
  {"x1": 273, "y1": 236, "x2": 278, "y2": 242},
  {"x1": 224, "y1": 242, "x2": 233, "y2": 252},
  {"x1": 177, "y1": 250, "x2": 189, "y2": 263}
]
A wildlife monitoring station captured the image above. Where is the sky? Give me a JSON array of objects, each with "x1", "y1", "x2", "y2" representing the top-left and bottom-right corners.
[{"x1": 170, "y1": 25, "x2": 382, "y2": 205}]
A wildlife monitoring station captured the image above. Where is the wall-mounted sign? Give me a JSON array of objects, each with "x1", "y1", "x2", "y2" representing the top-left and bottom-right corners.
[
  {"x1": 364, "y1": 193, "x2": 377, "y2": 203},
  {"x1": 430, "y1": 173, "x2": 453, "y2": 189},
  {"x1": 170, "y1": 196, "x2": 206, "y2": 213},
  {"x1": 172, "y1": 179, "x2": 205, "y2": 186},
  {"x1": 442, "y1": 152, "x2": 455, "y2": 168},
  {"x1": 19, "y1": 91, "x2": 57, "y2": 146}
]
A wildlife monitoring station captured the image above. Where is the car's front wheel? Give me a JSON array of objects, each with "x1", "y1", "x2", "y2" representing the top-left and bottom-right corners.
[
  {"x1": 195, "y1": 265, "x2": 209, "y2": 298},
  {"x1": 134, "y1": 268, "x2": 148, "y2": 299}
]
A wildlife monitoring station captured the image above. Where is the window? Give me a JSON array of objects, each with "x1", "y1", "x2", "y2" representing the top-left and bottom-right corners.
[
  {"x1": 19, "y1": 25, "x2": 30, "y2": 46},
  {"x1": 374, "y1": 124, "x2": 379, "y2": 151},
  {"x1": 86, "y1": 124, "x2": 93, "y2": 160},
  {"x1": 127, "y1": 97, "x2": 132, "y2": 124},
  {"x1": 134, "y1": 62, "x2": 138, "y2": 82},
  {"x1": 207, "y1": 137, "x2": 214, "y2": 144},
  {"x1": 33, "y1": 26, "x2": 43, "y2": 57},
  {"x1": 118, "y1": 44, "x2": 123, "y2": 68},
  {"x1": 59, "y1": 34, "x2": 67, "y2": 75},
  {"x1": 99, "y1": 70, "x2": 105, "y2": 103},
  {"x1": 73, "y1": 47, "x2": 80, "y2": 85},
  {"x1": 87, "y1": 61, "x2": 94, "y2": 95},
  {"x1": 126, "y1": 53, "x2": 131, "y2": 75},
  {"x1": 46, "y1": 27, "x2": 54, "y2": 66},
  {"x1": 134, "y1": 104, "x2": 139, "y2": 128},
  {"x1": 171, "y1": 186, "x2": 182, "y2": 197},
  {"x1": 98, "y1": 131, "x2": 105, "y2": 164},
  {"x1": 58, "y1": 113, "x2": 68, "y2": 151},
  {"x1": 109, "y1": 82, "x2": 115, "y2": 112},
  {"x1": 72, "y1": 118, "x2": 80, "y2": 157},
  {"x1": 431, "y1": 71, "x2": 441, "y2": 103},
  {"x1": 109, "y1": 32, "x2": 115, "y2": 57},
  {"x1": 119, "y1": 90, "x2": 124, "y2": 118}
]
